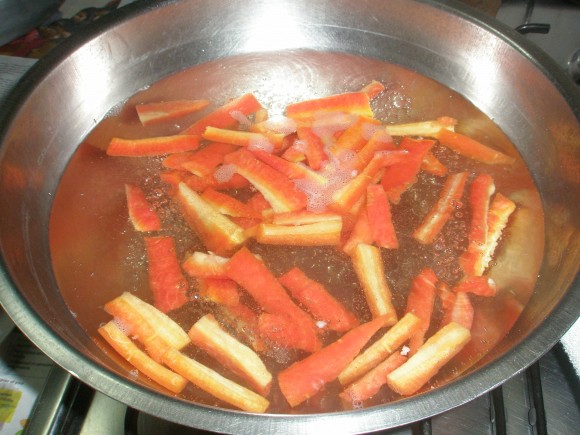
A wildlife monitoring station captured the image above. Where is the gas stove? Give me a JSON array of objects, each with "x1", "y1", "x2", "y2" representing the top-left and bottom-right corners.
[{"x1": 2, "y1": 1, "x2": 579, "y2": 434}]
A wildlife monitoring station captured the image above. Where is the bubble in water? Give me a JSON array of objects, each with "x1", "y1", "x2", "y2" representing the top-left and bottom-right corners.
[
  {"x1": 129, "y1": 369, "x2": 139, "y2": 378},
  {"x1": 213, "y1": 164, "x2": 236, "y2": 182}
]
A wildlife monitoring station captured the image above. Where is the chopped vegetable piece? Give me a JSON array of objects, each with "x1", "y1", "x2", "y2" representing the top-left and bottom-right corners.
[
  {"x1": 224, "y1": 149, "x2": 308, "y2": 212},
  {"x1": 479, "y1": 193, "x2": 516, "y2": 275},
  {"x1": 182, "y1": 251, "x2": 229, "y2": 279},
  {"x1": 460, "y1": 173, "x2": 496, "y2": 276},
  {"x1": 201, "y1": 188, "x2": 261, "y2": 218},
  {"x1": 385, "y1": 117, "x2": 457, "y2": 137},
  {"x1": 350, "y1": 129, "x2": 394, "y2": 172},
  {"x1": 258, "y1": 312, "x2": 317, "y2": 351},
  {"x1": 351, "y1": 243, "x2": 398, "y2": 324},
  {"x1": 437, "y1": 282, "x2": 455, "y2": 313},
  {"x1": 338, "y1": 312, "x2": 421, "y2": 386},
  {"x1": 107, "y1": 135, "x2": 201, "y2": 157},
  {"x1": 366, "y1": 184, "x2": 398, "y2": 249},
  {"x1": 278, "y1": 315, "x2": 390, "y2": 407},
  {"x1": 98, "y1": 321, "x2": 187, "y2": 394},
  {"x1": 175, "y1": 182, "x2": 247, "y2": 255},
  {"x1": 217, "y1": 303, "x2": 264, "y2": 352},
  {"x1": 184, "y1": 172, "x2": 250, "y2": 192},
  {"x1": 162, "y1": 151, "x2": 196, "y2": 170},
  {"x1": 179, "y1": 142, "x2": 238, "y2": 177},
  {"x1": 286, "y1": 92, "x2": 373, "y2": 120},
  {"x1": 270, "y1": 210, "x2": 342, "y2": 226},
  {"x1": 413, "y1": 172, "x2": 468, "y2": 244},
  {"x1": 162, "y1": 347, "x2": 270, "y2": 413},
  {"x1": 296, "y1": 127, "x2": 328, "y2": 170},
  {"x1": 437, "y1": 129, "x2": 515, "y2": 165},
  {"x1": 421, "y1": 152, "x2": 448, "y2": 176},
  {"x1": 144, "y1": 236, "x2": 189, "y2": 313},
  {"x1": 279, "y1": 267, "x2": 359, "y2": 332},
  {"x1": 182, "y1": 93, "x2": 263, "y2": 135},
  {"x1": 360, "y1": 80, "x2": 386, "y2": 99},
  {"x1": 125, "y1": 184, "x2": 161, "y2": 232},
  {"x1": 256, "y1": 220, "x2": 343, "y2": 246},
  {"x1": 340, "y1": 352, "x2": 407, "y2": 404},
  {"x1": 342, "y1": 208, "x2": 373, "y2": 256},
  {"x1": 381, "y1": 137, "x2": 434, "y2": 203},
  {"x1": 224, "y1": 247, "x2": 320, "y2": 352},
  {"x1": 405, "y1": 268, "x2": 438, "y2": 354},
  {"x1": 386, "y1": 322, "x2": 471, "y2": 396},
  {"x1": 442, "y1": 292, "x2": 474, "y2": 330},
  {"x1": 452, "y1": 276, "x2": 497, "y2": 297},
  {"x1": 330, "y1": 116, "x2": 382, "y2": 155},
  {"x1": 251, "y1": 149, "x2": 327, "y2": 185},
  {"x1": 202, "y1": 127, "x2": 284, "y2": 150},
  {"x1": 197, "y1": 278, "x2": 240, "y2": 306},
  {"x1": 136, "y1": 99, "x2": 210, "y2": 126},
  {"x1": 118, "y1": 292, "x2": 190, "y2": 349},
  {"x1": 188, "y1": 314, "x2": 272, "y2": 395}
]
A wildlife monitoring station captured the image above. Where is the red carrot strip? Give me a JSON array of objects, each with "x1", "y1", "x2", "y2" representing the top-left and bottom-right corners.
[
  {"x1": 107, "y1": 135, "x2": 201, "y2": 157},
  {"x1": 175, "y1": 182, "x2": 247, "y2": 255},
  {"x1": 350, "y1": 129, "x2": 395, "y2": 172},
  {"x1": 351, "y1": 244, "x2": 398, "y2": 325},
  {"x1": 413, "y1": 172, "x2": 468, "y2": 244},
  {"x1": 202, "y1": 127, "x2": 284, "y2": 150},
  {"x1": 421, "y1": 152, "x2": 448, "y2": 176},
  {"x1": 479, "y1": 193, "x2": 516, "y2": 275},
  {"x1": 217, "y1": 303, "x2": 264, "y2": 353},
  {"x1": 144, "y1": 236, "x2": 189, "y2": 313},
  {"x1": 342, "y1": 208, "x2": 373, "y2": 256},
  {"x1": 386, "y1": 322, "x2": 471, "y2": 396},
  {"x1": 330, "y1": 116, "x2": 382, "y2": 155},
  {"x1": 460, "y1": 173, "x2": 496, "y2": 276},
  {"x1": 340, "y1": 352, "x2": 407, "y2": 404},
  {"x1": 179, "y1": 142, "x2": 238, "y2": 177},
  {"x1": 182, "y1": 93, "x2": 263, "y2": 135},
  {"x1": 386, "y1": 117, "x2": 457, "y2": 137},
  {"x1": 257, "y1": 312, "x2": 319, "y2": 350},
  {"x1": 366, "y1": 184, "x2": 398, "y2": 249},
  {"x1": 405, "y1": 268, "x2": 438, "y2": 354},
  {"x1": 197, "y1": 278, "x2": 240, "y2": 306},
  {"x1": 224, "y1": 149, "x2": 308, "y2": 212},
  {"x1": 380, "y1": 137, "x2": 434, "y2": 203},
  {"x1": 441, "y1": 292, "x2": 474, "y2": 330},
  {"x1": 437, "y1": 129, "x2": 515, "y2": 165},
  {"x1": 136, "y1": 99, "x2": 210, "y2": 126},
  {"x1": 437, "y1": 281, "x2": 455, "y2": 313},
  {"x1": 296, "y1": 127, "x2": 328, "y2": 170},
  {"x1": 162, "y1": 151, "x2": 196, "y2": 170},
  {"x1": 201, "y1": 188, "x2": 261, "y2": 218},
  {"x1": 185, "y1": 172, "x2": 249, "y2": 192},
  {"x1": 256, "y1": 220, "x2": 343, "y2": 246},
  {"x1": 251, "y1": 149, "x2": 327, "y2": 185},
  {"x1": 286, "y1": 92, "x2": 373, "y2": 120},
  {"x1": 278, "y1": 315, "x2": 389, "y2": 407},
  {"x1": 270, "y1": 210, "x2": 341, "y2": 226},
  {"x1": 224, "y1": 247, "x2": 320, "y2": 352},
  {"x1": 360, "y1": 80, "x2": 386, "y2": 99},
  {"x1": 188, "y1": 314, "x2": 272, "y2": 395},
  {"x1": 125, "y1": 184, "x2": 161, "y2": 232},
  {"x1": 452, "y1": 276, "x2": 497, "y2": 297},
  {"x1": 279, "y1": 267, "x2": 359, "y2": 332}
]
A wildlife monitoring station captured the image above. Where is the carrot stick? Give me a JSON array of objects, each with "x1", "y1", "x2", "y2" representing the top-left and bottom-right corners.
[
  {"x1": 188, "y1": 314, "x2": 272, "y2": 395},
  {"x1": 437, "y1": 129, "x2": 515, "y2": 165},
  {"x1": 360, "y1": 80, "x2": 386, "y2": 99},
  {"x1": 107, "y1": 135, "x2": 201, "y2": 156},
  {"x1": 441, "y1": 292, "x2": 474, "y2": 330},
  {"x1": 340, "y1": 352, "x2": 407, "y2": 404},
  {"x1": 413, "y1": 172, "x2": 468, "y2": 244},
  {"x1": 452, "y1": 276, "x2": 497, "y2": 297},
  {"x1": 202, "y1": 127, "x2": 284, "y2": 150},
  {"x1": 405, "y1": 268, "x2": 438, "y2": 354},
  {"x1": 201, "y1": 188, "x2": 261, "y2": 218},
  {"x1": 342, "y1": 208, "x2": 373, "y2": 256},
  {"x1": 385, "y1": 117, "x2": 457, "y2": 137},
  {"x1": 286, "y1": 92, "x2": 374, "y2": 120},
  {"x1": 366, "y1": 184, "x2": 398, "y2": 249},
  {"x1": 338, "y1": 312, "x2": 421, "y2": 386},
  {"x1": 351, "y1": 243, "x2": 398, "y2": 325},
  {"x1": 125, "y1": 184, "x2": 161, "y2": 232},
  {"x1": 278, "y1": 315, "x2": 389, "y2": 407},
  {"x1": 162, "y1": 348, "x2": 270, "y2": 413},
  {"x1": 256, "y1": 220, "x2": 343, "y2": 246},
  {"x1": 386, "y1": 322, "x2": 471, "y2": 396},
  {"x1": 196, "y1": 278, "x2": 240, "y2": 306},
  {"x1": 98, "y1": 322, "x2": 188, "y2": 394},
  {"x1": 421, "y1": 152, "x2": 448, "y2": 176},
  {"x1": 182, "y1": 251, "x2": 229, "y2": 279},
  {"x1": 279, "y1": 267, "x2": 359, "y2": 332},
  {"x1": 136, "y1": 99, "x2": 210, "y2": 126}
]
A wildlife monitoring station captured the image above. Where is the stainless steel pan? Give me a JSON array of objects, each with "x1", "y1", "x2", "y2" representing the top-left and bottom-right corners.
[{"x1": 0, "y1": 0, "x2": 579, "y2": 433}]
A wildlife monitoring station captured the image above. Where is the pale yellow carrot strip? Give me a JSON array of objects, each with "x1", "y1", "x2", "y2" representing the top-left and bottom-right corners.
[
  {"x1": 338, "y1": 312, "x2": 421, "y2": 386},
  {"x1": 351, "y1": 243, "x2": 398, "y2": 325},
  {"x1": 385, "y1": 117, "x2": 456, "y2": 137},
  {"x1": 98, "y1": 322, "x2": 187, "y2": 394},
  {"x1": 119, "y1": 292, "x2": 190, "y2": 349},
  {"x1": 162, "y1": 348, "x2": 270, "y2": 413},
  {"x1": 256, "y1": 220, "x2": 342, "y2": 246},
  {"x1": 386, "y1": 322, "x2": 471, "y2": 396},
  {"x1": 479, "y1": 193, "x2": 516, "y2": 275},
  {"x1": 188, "y1": 314, "x2": 272, "y2": 395}
]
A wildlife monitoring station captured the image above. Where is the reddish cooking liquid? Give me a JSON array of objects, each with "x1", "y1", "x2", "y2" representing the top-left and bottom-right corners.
[{"x1": 49, "y1": 50, "x2": 544, "y2": 414}]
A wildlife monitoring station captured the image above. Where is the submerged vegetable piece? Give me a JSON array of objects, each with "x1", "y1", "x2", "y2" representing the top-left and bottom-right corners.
[
  {"x1": 286, "y1": 92, "x2": 373, "y2": 120},
  {"x1": 342, "y1": 208, "x2": 372, "y2": 256},
  {"x1": 366, "y1": 184, "x2": 398, "y2": 249},
  {"x1": 256, "y1": 220, "x2": 343, "y2": 246},
  {"x1": 360, "y1": 80, "x2": 386, "y2": 99},
  {"x1": 182, "y1": 93, "x2": 263, "y2": 135},
  {"x1": 441, "y1": 291, "x2": 474, "y2": 330},
  {"x1": 278, "y1": 315, "x2": 390, "y2": 407},
  {"x1": 437, "y1": 129, "x2": 515, "y2": 165},
  {"x1": 349, "y1": 129, "x2": 394, "y2": 172},
  {"x1": 162, "y1": 347, "x2": 270, "y2": 413},
  {"x1": 202, "y1": 127, "x2": 284, "y2": 150},
  {"x1": 182, "y1": 251, "x2": 229, "y2": 279},
  {"x1": 224, "y1": 149, "x2": 308, "y2": 213},
  {"x1": 295, "y1": 127, "x2": 328, "y2": 170},
  {"x1": 405, "y1": 269, "x2": 438, "y2": 354},
  {"x1": 179, "y1": 142, "x2": 238, "y2": 177},
  {"x1": 338, "y1": 312, "x2": 421, "y2": 386},
  {"x1": 201, "y1": 188, "x2": 261, "y2": 218},
  {"x1": 270, "y1": 210, "x2": 342, "y2": 226},
  {"x1": 224, "y1": 247, "x2": 320, "y2": 352},
  {"x1": 279, "y1": 267, "x2": 359, "y2": 332},
  {"x1": 421, "y1": 152, "x2": 448, "y2": 176},
  {"x1": 144, "y1": 236, "x2": 189, "y2": 313},
  {"x1": 107, "y1": 135, "x2": 201, "y2": 156},
  {"x1": 385, "y1": 116, "x2": 457, "y2": 137},
  {"x1": 197, "y1": 278, "x2": 240, "y2": 306},
  {"x1": 330, "y1": 116, "x2": 382, "y2": 155},
  {"x1": 340, "y1": 352, "x2": 407, "y2": 404},
  {"x1": 136, "y1": 99, "x2": 210, "y2": 126},
  {"x1": 175, "y1": 182, "x2": 247, "y2": 255},
  {"x1": 452, "y1": 276, "x2": 497, "y2": 297},
  {"x1": 251, "y1": 149, "x2": 327, "y2": 185},
  {"x1": 380, "y1": 137, "x2": 434, "y2": 204},
  {"x1": 413, "y1": 172, "x2": 468, "y2": 244},
  {"x1": 125, "y1": 184, "x2": 161, "y2": 232},
  {"x1": 386, "y1": 322, "x2": 471, "y2": 396},
  {"x1": 188, "y1": 314, "x2": 272, "y2": 395},
  {"x1": 460, "y1": 173, "x2": 496, "y2": 276},
  {"x1": 98, "y1": 321, "x2": 187, "y2": 394},
  {"x1": 351, "y1": 243, "x2": 398, "y2": 325}
]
